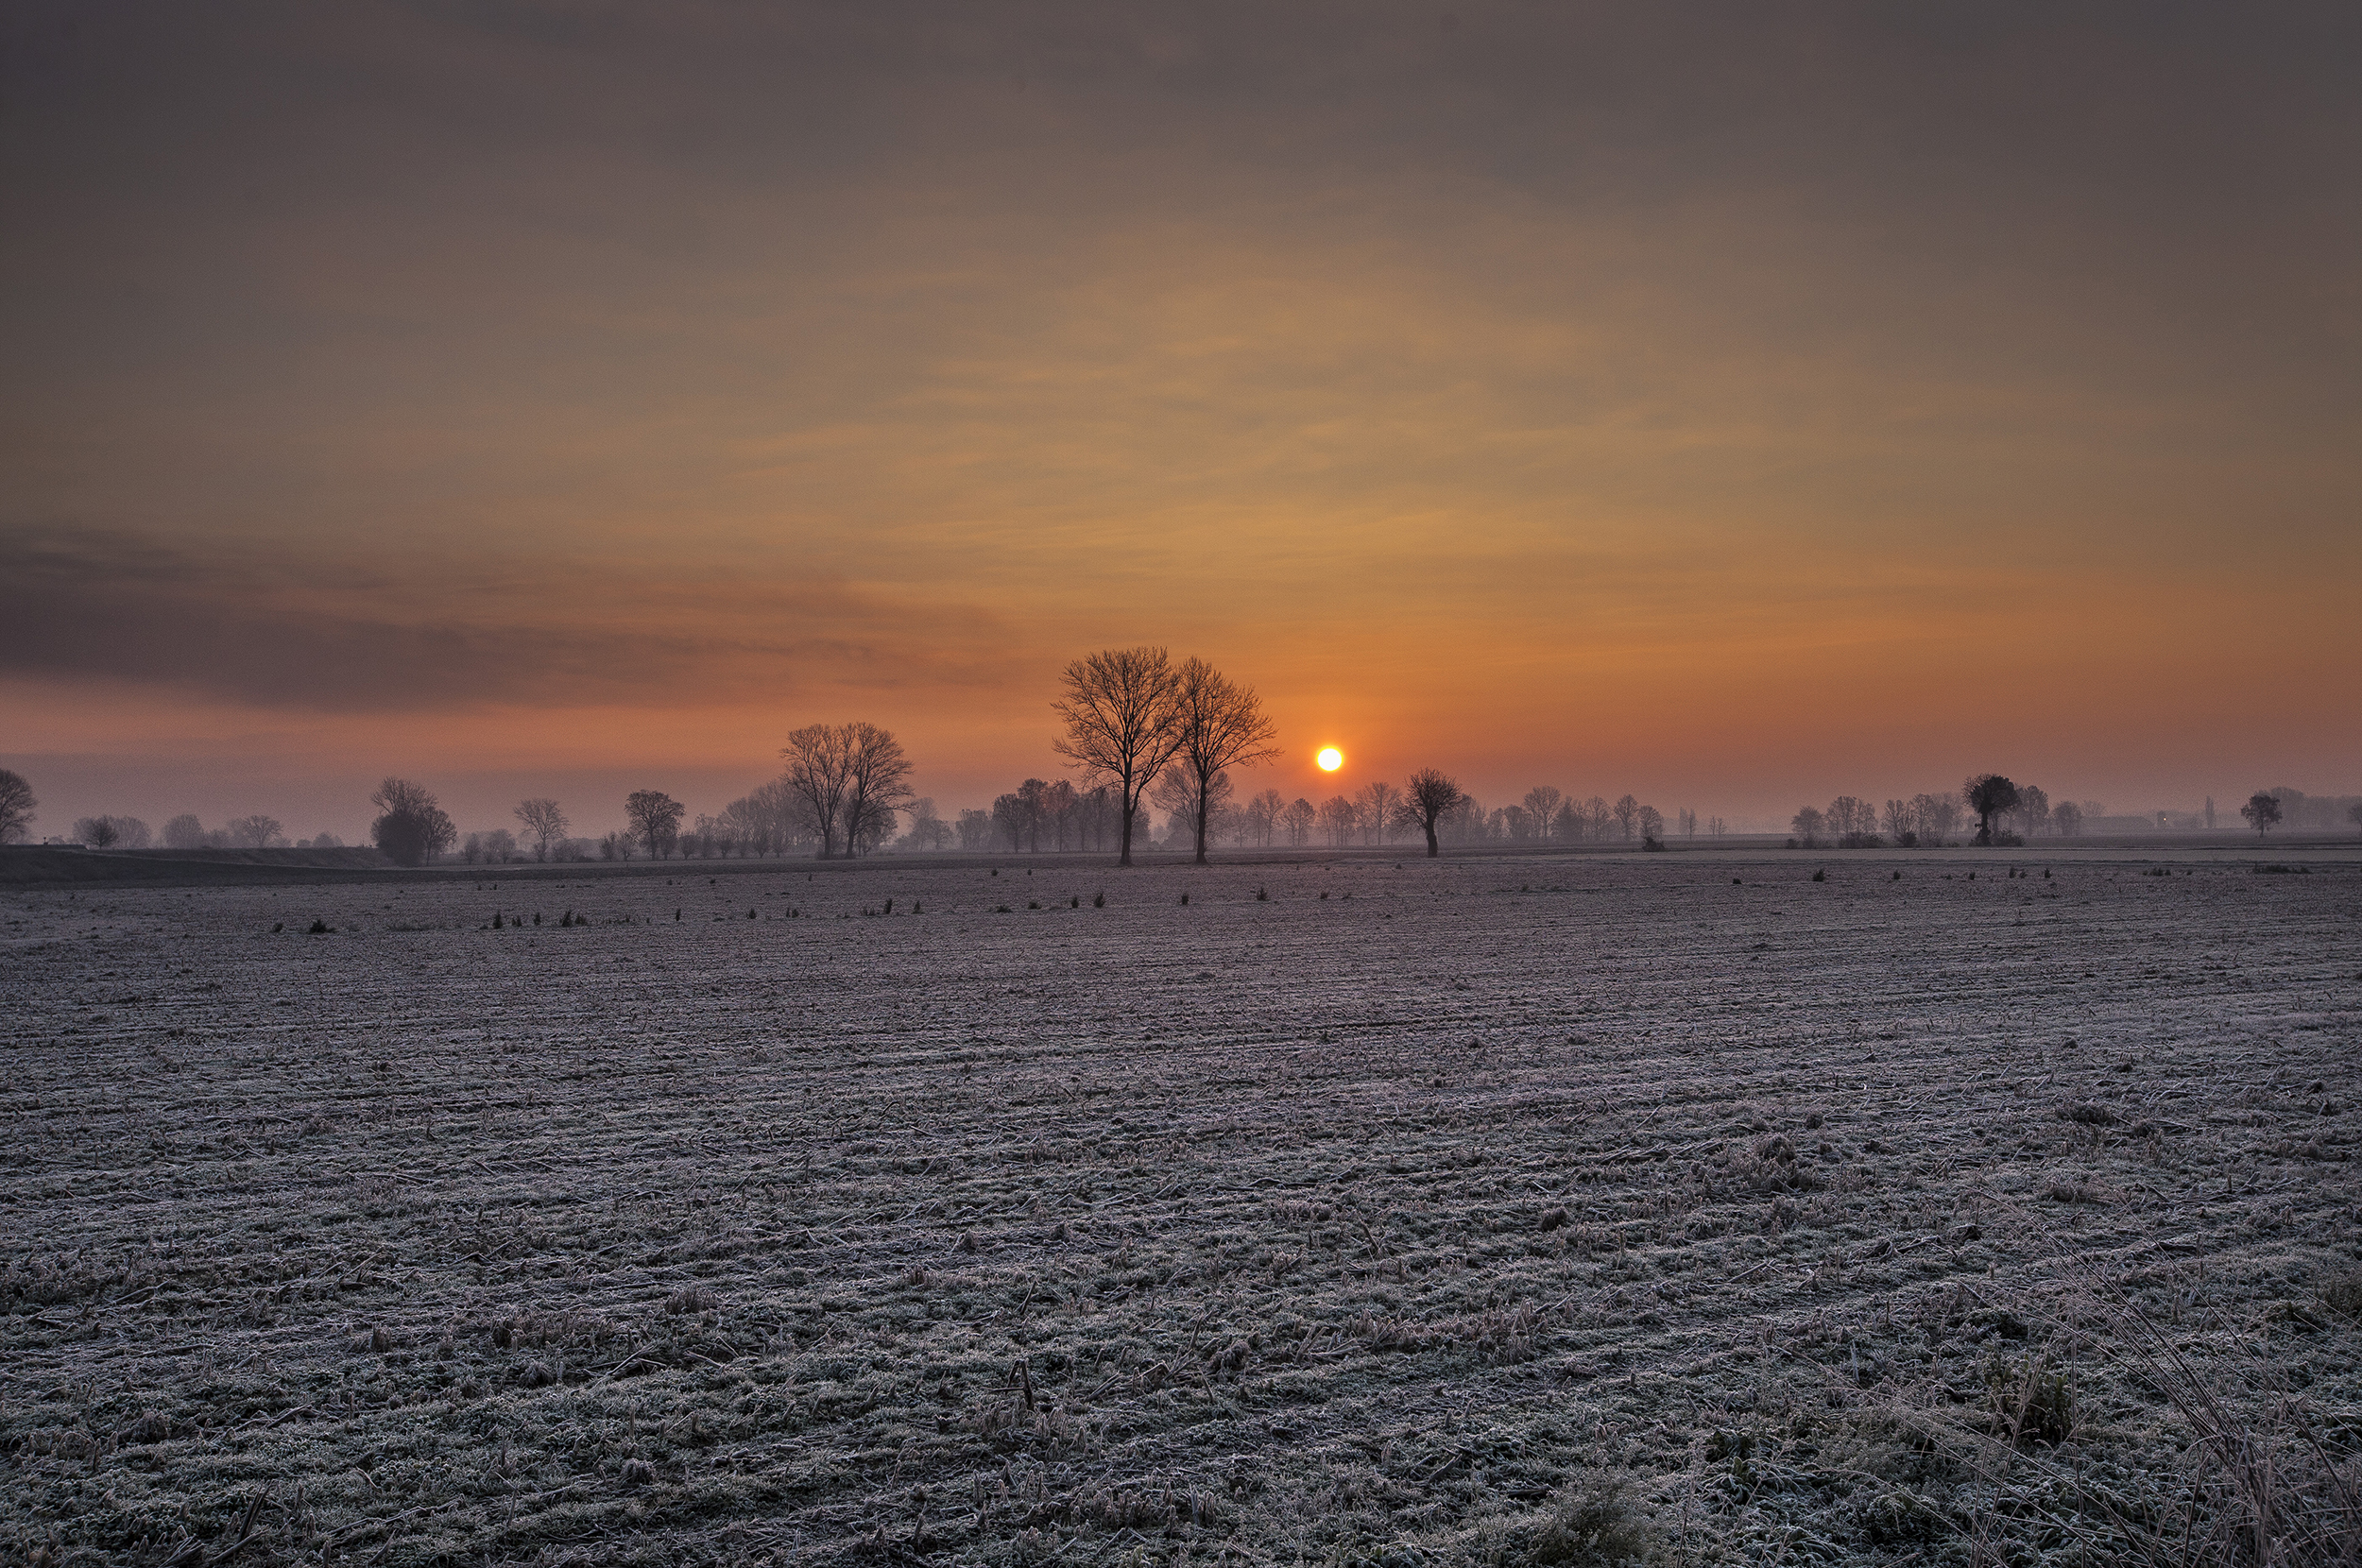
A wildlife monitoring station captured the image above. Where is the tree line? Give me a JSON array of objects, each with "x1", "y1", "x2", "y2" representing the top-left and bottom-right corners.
[
  {"x1": 9, "y1": 702, "x2": 2357, "y2": 865},
  {"x1": 1792, "y1": 776, "x2": 2104, "y2": 847}
]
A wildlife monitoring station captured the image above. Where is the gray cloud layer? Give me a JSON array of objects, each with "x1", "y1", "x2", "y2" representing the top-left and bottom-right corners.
[{"x1": 0, "y1": 528, "x2": 1009, "y2": 710}]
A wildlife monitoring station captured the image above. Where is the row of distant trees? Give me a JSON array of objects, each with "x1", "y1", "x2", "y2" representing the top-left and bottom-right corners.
[
  {"x1": 953, "y1": 775, "x2": 1701, "y2": 855},
  {"x1": 1792, "y1": 777, "x2": 2071, "y2": 848},
  {"x1": 61, "y1": 812, "x2": 321, "y2": 851}
]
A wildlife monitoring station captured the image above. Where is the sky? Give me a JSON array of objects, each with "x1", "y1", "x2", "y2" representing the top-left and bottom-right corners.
[{"x1": 4, "y1": 2, "x2": 2358, "y2": 842}]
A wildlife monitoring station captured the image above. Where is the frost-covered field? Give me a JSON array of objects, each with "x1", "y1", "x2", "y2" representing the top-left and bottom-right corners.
[{"x1": 4, "y1": 849, "x2": 2359, "y2": 1566}]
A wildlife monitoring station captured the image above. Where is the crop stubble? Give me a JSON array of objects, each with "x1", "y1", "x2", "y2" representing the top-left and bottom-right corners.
[{"x1": 3, "y1": 851, "x2": 2357, "y2": 1564}]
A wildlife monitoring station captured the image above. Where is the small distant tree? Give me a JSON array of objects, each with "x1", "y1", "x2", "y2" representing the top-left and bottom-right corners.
[
  {"x1": 899, "y1": 798, "x2": 954, "y2": 852},
  {"x1": 2051, "y1": 800, "x2": 2083, "y2": 838},
  {"x1": 515, "y1": 798, "x2": 569, "y2": 861},
  {"x1": 0, "y1": 769, "x2": 37, "y2": 844},
  {"x1": 1052, "y1": 646, "x2": 1189, "y2": 867},
  {"x1": 955, "y1": 808, "x2": 994, "y2": 851},
  {"x1": 1553, "y1": 800, "x2": 1580, "y2": 842},
  {"x1": 1394, "y1": 768, "x2": 1465, "y2": 858},
  {"x1": 163, "y1": 812, "x2": 206, "y2": 850},
  {"x1": 74, "y1": 815, "x2": 121, "y2": 848},
  {"x1": 1317, "y1": 794, "x2": 1359, "y2": 848},
  {"x1": 1964, "y1": 775, "x2": 2020, "y2": 845},
  {"x1": 1790, "y1": 807, "x2": 1825, "y2": 846},
  {"x1": 1637, "y1": 805, "x2": 1665, "y2": 842},
  {"x1": 1360, "y1": 781, "x2": 1401, "y2": 846},
  {"x1": 227, "y1": 814, "x2": 284, "y2": 848},
  {"x1": 1153, "y1": 767, "x2": 1234, "y2": 856},
  {"x1": 1612, "y1": 793, "x2": 1639, "y2": 842},
  {"x1": 625, "y1": 790, "x2": 686, "y2": 859},
  {"x1": 2238, "y1": 792, "x2": 2282, "y2": 837},
  {"x1": 1523, "y1": 786, "x2": 1563, "y2": 840},
  {"x1": 1245, "y1": 788, "x2": 1284, "y2": 847},
  {"x1": 1825, "y1": 795, "x2": 1872, "y2": 838},
  {"x1": 370, "y1": 778, "x2": 456, "y2": 866},
  {"x1": 1279, "y1": 796, "x2": 1316, "y2": 846}
]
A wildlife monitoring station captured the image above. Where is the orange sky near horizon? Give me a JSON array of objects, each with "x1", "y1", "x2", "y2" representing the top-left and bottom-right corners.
[{"x1": 3, "y1": 5, "x2": 2356, "y2": 841}]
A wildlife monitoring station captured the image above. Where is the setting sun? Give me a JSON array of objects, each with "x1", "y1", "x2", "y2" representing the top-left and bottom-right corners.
[{"x1": 1316, "y1": 747, "x2": 1344, "y2": 772}]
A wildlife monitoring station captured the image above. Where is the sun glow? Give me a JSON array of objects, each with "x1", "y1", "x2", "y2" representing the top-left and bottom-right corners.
[{"x1": 1316, "y1": 746, "x2": 1344, "y2": 771}]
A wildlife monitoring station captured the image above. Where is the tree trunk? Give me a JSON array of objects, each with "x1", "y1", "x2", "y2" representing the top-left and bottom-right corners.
[
  {"x1": 1194, "y1": 793, "x2": 1209, "y2": 865},
  {"x1": 1118, "y1": 781, "x2": 1135, "y2": 866},
  {"x1": 1425, "y1": 824, "x2": 1440, "y2": 857}
]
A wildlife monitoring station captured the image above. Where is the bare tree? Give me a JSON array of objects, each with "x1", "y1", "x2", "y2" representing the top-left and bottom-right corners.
[
  {"x1": 1394, "y1": 768, "x2": 1464, "y2": 858},
  {"x1": 1637, "y1": 804, "x2": 1665, "y2": 843},
  {"x1": 74, "y1": 816, "x2": 121, "y2": 848},
  {"x1": 370, "y1": 778, "x2": 456, "y2": 866},
  {"x1": 2238, "y1": 792, "x2": 2282, "y2": 836},
  {"x1": 2013, "y1": 784, "x2": 2050, "y2": 839},
  {"x1": 625, "y1": 790, "x2": 685, "y2": 859},
  {"x1": 0, "y1": 769, "x2": 35, "y2": 844},
  {"x1": 1964, "y1": 774, "x2": 2020, "y2": 844},
  {"x1": 1153, "y1": 767, "x2": 1234, "y2": 852},
  {"x1": 228, "y1": 814, "x2": 284, "y2": 848},
  {"x1": 1791, "y1": 807, "x2": 1825, "y2": 845},
  {"x1": 1881, "y1": 797, "x2": 1914, "y2": 842},
  {"x1": 1826, "y1": 795, "x2": 1873, "y2": 838},
  {"x1": 2051, "y1": 800, "x2": 2083, "y2": 838},
  {"x1": 781, "y1": 724, "x2": 855, "y2": 858},
  {"x1": 841, "y1": 724, "x2": 916, "y2": 855},
  {"x1": 1522, "y1": 786, "x2": 1563, "y2": 840},
  {"x1": 1279, "y1": 796, "x2": 1315, "y2": 846},
  {"x1": 1912, "y1": 793, "x2": 1960, "y2": 844},
  {"x1": 1159, "y1": 657, "x2": 1281, "y2": 863},
  {"x1": 1359, "y1": 780, "x2": 1400, "y2": 846},
  {"x1": 515, "y1": 798, "x2": 569, "y2": 861},
  {"x1": 163, "y1": 813, "x2": 206, "y2": 850},
  {"x1": 1052, "y1": 646, "x2": 1189, "y2": 866},
  {"x1": 1317, "y1": 793, "x2": 1358, "y2": 847},
  {"x1": 1246, "y1": 788, "x2": 1284, "y2": 847},
  {"x1": 1612, "y1": 793, "x2": 1639, "y2": 842},
  {"x1": 1041, "y1": 780, "x2": 1078, "y2": 850}
]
